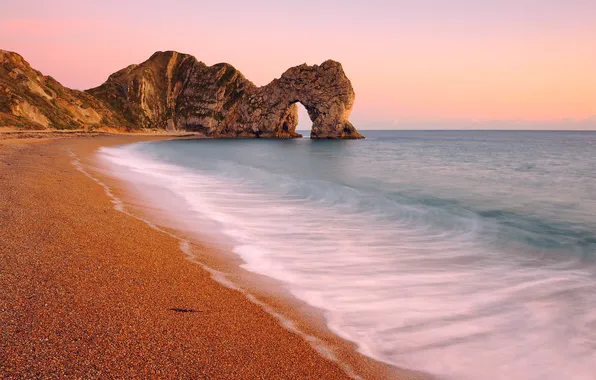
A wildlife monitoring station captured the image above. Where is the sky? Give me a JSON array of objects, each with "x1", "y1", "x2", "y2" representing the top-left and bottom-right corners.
[{"x1": 1, "y1": 0, "x2": 595, "y2": 130}]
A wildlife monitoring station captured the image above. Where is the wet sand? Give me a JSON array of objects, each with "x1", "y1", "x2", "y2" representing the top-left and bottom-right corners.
[{"x1": 0, "y1": 135, "x2": 425, "y2": 379}]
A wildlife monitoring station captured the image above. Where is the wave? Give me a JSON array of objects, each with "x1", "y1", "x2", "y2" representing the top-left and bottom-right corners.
[
  {"x1": 96, "y1": 139, "x2": 596, "y2": 380},
  {"x1": 70, "y1": 149, "x2": 363, "y2": 379}
]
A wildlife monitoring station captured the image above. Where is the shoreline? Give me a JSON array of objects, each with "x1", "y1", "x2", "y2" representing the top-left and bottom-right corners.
[{"x1": 1, "y1": 135, "x2": 426, "y2": 379}]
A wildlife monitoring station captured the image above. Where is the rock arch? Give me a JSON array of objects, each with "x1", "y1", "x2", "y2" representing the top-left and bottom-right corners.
[
  {"x1": 282, "y1": 60, "x2": 362, "y2": 139},
  {"x1": 238, "y1": 60, "x2": 363, "y2": 139}
]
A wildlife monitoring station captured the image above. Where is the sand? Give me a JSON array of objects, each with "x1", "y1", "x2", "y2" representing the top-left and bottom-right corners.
[{"x1": 0, "y1": 134, "x2": 426, "y2": 379}]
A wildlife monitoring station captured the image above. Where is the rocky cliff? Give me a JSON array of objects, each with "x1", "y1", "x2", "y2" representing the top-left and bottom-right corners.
[
  {"x1": 1, "y1": 50, "x2": 363, "y2": 138},
  {"x1": 0, "y1": 50, "x2": 123, "y2": 130}
]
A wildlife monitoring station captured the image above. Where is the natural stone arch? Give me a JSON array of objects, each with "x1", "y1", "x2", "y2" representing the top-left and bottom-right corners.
[
  {"x1": 231, "y1": 60, "x2": 362, "y2": 139},
  {"x1": 246, "y1": 60, "x2": 363, "y2": 139}
]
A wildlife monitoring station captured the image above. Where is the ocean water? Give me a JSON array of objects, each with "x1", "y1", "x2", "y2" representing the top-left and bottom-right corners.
[{"x1": 98, "y1": 130, "x2": 596, "y2": 380}]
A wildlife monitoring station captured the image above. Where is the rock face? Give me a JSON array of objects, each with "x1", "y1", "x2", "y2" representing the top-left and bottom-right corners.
[
  {"x1": 0, "y1": 50, "x2": 123, "y2": 130},
  {"x1": 238, "y1": 59, "x2": 362, "y2": 139},
  {"x1": 1, "y1": 50, "x2": 363, "y2": 138},
  {"x1": 88, "y1": 51, "x2": 259, "y2": 135}
]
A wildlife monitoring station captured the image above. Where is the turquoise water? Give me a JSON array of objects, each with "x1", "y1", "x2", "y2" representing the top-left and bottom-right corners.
[{"x1": 99, "y1": 131, "x2": 596, "y2": 379}]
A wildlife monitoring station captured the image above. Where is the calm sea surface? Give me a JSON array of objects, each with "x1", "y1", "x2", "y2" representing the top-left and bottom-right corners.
[{"x1": 98, "y1": 130, "x2": 596, "y2": 380}]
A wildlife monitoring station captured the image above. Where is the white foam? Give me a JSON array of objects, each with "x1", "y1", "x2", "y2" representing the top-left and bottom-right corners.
[
  {"x1": 69, "y1": 149, "x2": 362, "y2": 380},
  {"x1": 92, "y1": 143, "x2": 596, "y2": 380}
]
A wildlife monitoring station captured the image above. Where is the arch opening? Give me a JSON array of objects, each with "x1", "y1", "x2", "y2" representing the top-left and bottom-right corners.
[{"x1": 294, "y1": 101, "x2": 313, "y2": 137}]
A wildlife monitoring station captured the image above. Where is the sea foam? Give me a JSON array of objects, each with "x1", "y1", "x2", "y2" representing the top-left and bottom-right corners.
[{"x1": 96, "y1": 132, "x2": 596, "y2": 380}]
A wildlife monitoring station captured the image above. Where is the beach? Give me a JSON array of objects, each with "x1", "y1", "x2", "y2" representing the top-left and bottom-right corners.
[
  {"x1": 3, "y1": 0, "x2": 593, "y2": 377},
  {"x1": 0, "y1": 134, "x2": 421, "y2": 379}
]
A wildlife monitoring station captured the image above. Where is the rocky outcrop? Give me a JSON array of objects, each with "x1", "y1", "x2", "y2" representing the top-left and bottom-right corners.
[
  {"x1": 237, "y1": 59, "x2": 362, "y2": 139},
  {"x1": 1, "y1": 50, "x2": 363, "y2": 138},
  {"x1": 87, "y1": 51, "x2": 259, "y2": 135},
  {"x1": 0, "y1": 50, "x2": 123, "y2": 130}
]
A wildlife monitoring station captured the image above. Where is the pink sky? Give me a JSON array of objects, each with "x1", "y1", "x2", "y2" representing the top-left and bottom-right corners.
[{"x1": 1, "y1": 0, "x2": 595, "y2": 129}]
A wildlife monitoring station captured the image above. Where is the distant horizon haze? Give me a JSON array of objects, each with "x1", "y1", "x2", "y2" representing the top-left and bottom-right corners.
[{"x1": 2, "y1": 0, "x2": 594, "y2": 130}]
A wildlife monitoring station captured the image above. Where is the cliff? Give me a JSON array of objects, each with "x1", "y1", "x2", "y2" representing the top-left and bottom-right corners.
[
  {"x1": 0, "y1": 50, "x2": 123, "y2": 130},
  {"x1": 0, "y1": 50, "x2": 363, "y2": 139}
]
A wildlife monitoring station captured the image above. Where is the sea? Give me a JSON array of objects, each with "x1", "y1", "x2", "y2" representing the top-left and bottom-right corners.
[{"x1": 96, "y1": 130, "x2": 596, "y2": 380}]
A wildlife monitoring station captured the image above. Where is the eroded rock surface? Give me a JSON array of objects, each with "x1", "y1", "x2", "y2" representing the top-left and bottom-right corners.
[
  {"x1": 1, "y1": 50, "x2": 363, "y2": 138},
  {"x1": 238, "y1": 59, "x2": 362, "y2": 139},
  {"x1": 88, "y1": 51, "x2": 259, "y2": 135},
  {"x1": 0, "y1": 50, "x2": 123, "y2": 130}
]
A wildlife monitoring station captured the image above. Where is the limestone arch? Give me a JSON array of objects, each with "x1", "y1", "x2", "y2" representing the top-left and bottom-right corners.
[
  {"x1": 283, "y1": 61, "x2": 362, "y2": 139},
  {"x1": 235, "y1": 59, "x2": 363, "y2": 139}
]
